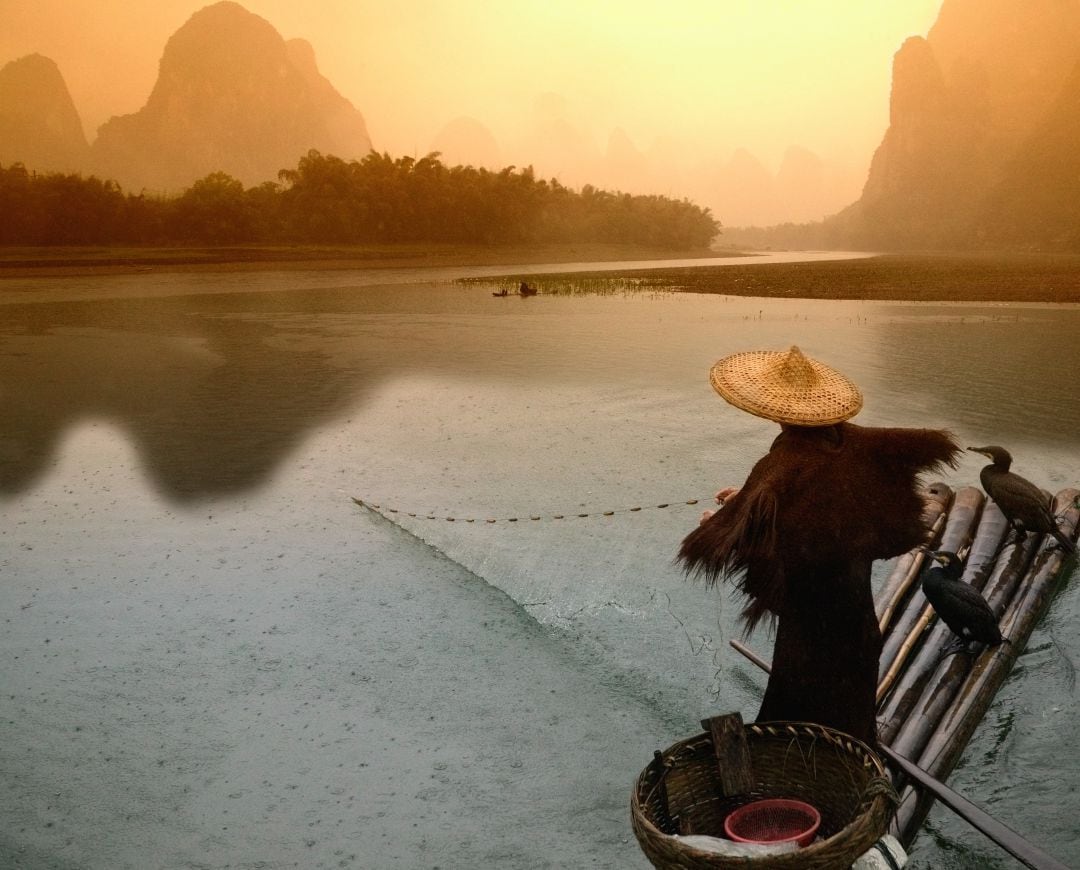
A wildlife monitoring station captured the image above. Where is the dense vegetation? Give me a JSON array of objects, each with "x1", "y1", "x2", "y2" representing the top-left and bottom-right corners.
[{"x1": 0, "y1": 150, "x2": 719, "y2": 249}]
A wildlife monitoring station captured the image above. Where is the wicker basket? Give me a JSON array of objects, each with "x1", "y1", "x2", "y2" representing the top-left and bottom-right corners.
[{"x1": 631, "y1": 721, "x2": 895, "y2": 869}]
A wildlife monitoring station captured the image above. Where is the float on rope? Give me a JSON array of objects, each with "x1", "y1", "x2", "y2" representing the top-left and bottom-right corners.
[{"x1": 351, "y1": 496, "x2": 705, "y2": 524}]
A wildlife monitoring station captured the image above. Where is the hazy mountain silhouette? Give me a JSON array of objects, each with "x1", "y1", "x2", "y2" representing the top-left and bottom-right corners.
[
  {"x1": 0, "y1": 4, "x2": 852, "y2": 227},
  {"x1": 982, "y1": 56, "x2": 1080, "y2": 248},
  {"x1": 91, "y1": 1, "x2": 373, "y2": 193},
  {"x1": 0, "y1": 53, "x2": 90, "y2": 173},
  {"x1": 505, "y1": 93, "x2": 601, "y2": 189},
  {"x1": 775, "y1": 147, "x2": 827, "y2": 225},
  {"x1": 429, "y1": 116, "x2": 502, "y2": 170},
  {"x1": 13, "y1": 0, "x2": 1079, "y2": 241},
  {"x1": 711, "y1": 149, "x2": 781, "y2": 227},
  {"x1": 833, "y1": 0, "x2": 1080, "y2": 250},
  {"x1": 603, "y1": 128, "x2": 649, "y2": 184}
]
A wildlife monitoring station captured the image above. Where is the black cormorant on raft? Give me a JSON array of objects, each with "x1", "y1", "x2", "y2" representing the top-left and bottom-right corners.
[
  {"x1": 969, "y1": 444, "x2": 1076, "y2": 554},
  {"x1": 678, "y1": 346, "x2": 959, "y2": 745},
  {"x1": 920, "y1": 550, "x2": 1006, "y2": 656}
]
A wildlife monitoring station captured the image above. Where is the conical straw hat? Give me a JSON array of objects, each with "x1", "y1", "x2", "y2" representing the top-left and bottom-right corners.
[{"x1": 709, "y1": 346, "x2": 862, "y2": 426}]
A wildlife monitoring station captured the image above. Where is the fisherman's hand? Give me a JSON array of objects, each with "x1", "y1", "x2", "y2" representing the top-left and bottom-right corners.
[
  {"x1": 715, "y1": 486, "x2": 739, "y2": 506},
  {"x1": 700, "y1": 487, "x2": 740, "y2": 524}
]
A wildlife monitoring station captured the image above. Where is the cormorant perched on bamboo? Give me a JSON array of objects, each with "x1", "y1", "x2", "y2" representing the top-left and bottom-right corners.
[
  {"x1": 921, "y1": 550, "x2": 1006, "y2": 656},
  {"x1": 968, "y1": 445, "x2": 1076, "y2": 554}
]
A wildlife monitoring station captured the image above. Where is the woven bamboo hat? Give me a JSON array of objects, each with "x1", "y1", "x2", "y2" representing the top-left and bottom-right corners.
[{"x1": 709, "y1": 346, "x2": 862, "y2": 426}]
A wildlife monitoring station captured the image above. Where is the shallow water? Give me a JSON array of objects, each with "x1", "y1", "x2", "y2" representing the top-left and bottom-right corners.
[{"x1": 2, "y1": 259, "x2": 1078, "y2": 869}]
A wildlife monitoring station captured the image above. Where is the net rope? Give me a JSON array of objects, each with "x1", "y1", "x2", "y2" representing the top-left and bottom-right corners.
[{"x1": 351, "y1": 495, "x2": 708, "y2": 524}]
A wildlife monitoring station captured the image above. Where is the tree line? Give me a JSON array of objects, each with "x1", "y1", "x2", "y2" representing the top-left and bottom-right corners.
[{"x1": 0, "y1": 150, "x2": 719, "y2": 249}]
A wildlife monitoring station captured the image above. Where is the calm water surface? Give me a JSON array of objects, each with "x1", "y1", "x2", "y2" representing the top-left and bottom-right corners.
[{"x1": 2, "y1": 256, "x2": 1078, "y2": 868}]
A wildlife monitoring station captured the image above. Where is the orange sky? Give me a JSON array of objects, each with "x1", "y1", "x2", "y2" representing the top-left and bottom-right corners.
[{"x1": 1, "y1": 0, "x2": 943, "y2": 223}]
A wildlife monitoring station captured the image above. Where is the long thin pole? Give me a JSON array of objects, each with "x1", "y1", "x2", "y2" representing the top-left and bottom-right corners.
[
  {"x1": 880, "y1": 741, "x2": 1070, "y2": 870},
  {"x1": 728, "y1": 638, "x2": 1071, "y2": 870}
]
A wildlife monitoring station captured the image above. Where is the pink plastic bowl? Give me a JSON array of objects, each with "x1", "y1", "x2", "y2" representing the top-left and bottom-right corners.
[{"x1": 724, "y1": 798, "x2": 821, "y2": 848}]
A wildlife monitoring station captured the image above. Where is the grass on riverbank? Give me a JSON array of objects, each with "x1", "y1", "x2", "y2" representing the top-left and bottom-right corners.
[{"x1": 485, "y1": 252, "x2": 1080, "y2": 303}]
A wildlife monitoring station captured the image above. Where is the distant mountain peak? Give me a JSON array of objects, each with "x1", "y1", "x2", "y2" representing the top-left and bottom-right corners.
[
  {"x1": 0, "y1": 53, "x2": 90, "y2": 172},
  {"x1": 429, "y1": 116, "x2": 501, "y2": 169},
  {"x1": 91, "y1": 1, "x2": 372, "y2": 192},
  {"x1": 841, "y1": 0, "x2": 1080, "y2": 250}
]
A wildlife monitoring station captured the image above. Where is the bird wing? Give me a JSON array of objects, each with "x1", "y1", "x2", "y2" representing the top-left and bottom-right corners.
[
  {"x1": 940, "y1": 579, "x2": 995, "y2": 616},
  {"x1": 991, "y1": 471, "x2": 1054, "y2": 522}
]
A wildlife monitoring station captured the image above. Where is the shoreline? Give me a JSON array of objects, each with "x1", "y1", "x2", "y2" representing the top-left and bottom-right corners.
[
  {"x1": 1, "y1": 245, "x2": 1079, "y2": 304},
  {"x1": 0, "y1": 243, "x2": 728, "y2": 279}
]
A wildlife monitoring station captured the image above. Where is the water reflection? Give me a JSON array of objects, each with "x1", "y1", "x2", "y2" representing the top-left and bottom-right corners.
[
  {"x1": 1, "y1": 271, "x2": 1078, "y2": 503},
  {"x1": 0, "y1": 292, "x2": 353, "y2": 499}
]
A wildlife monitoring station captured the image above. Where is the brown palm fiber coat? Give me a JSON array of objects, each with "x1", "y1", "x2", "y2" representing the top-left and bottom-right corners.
[{"x1": 679, "y1": 422, "x2": 959, "y2": 744}]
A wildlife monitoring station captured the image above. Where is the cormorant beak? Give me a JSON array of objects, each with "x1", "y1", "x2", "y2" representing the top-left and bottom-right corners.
[{"x1": 966, "y1": 447, "x2": 989, "y2": 458}]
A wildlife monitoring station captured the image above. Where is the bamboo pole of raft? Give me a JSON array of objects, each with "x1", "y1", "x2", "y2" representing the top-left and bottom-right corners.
[
  {"x1": 876, "y1": 503, "x2": 1011, "y2": 740},
  {"x1": 875, "y1": 555, "x2": 928, "y2": 637},
  {"x1": 876, "y1": 604, "x2": 937, "y2": 712},
  {"x1": 893, "y1": 488, "x2": 1080, "y2": 845},
  {"x1": 728, "y1": 638, "x2": 1074, "y2": 870},
  {"x1": 875, "y1": 484, "x2": 953, "y2": 635},
  {"x1": 876, "y1": 487, "x2": 985, "y2": 688}
]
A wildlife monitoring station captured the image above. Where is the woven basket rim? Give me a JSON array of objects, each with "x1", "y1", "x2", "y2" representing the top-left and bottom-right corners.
[
  {"x1": 709, "y1": 347, "x2": 863, "y2": 426},
  {"x1": 631, "y1": 720, "x2": 893, "y2": 869}
]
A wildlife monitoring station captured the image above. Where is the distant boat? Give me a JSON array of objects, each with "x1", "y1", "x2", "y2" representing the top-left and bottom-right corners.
[
  {"x1": 518, "y1": 282, "x2": 538, "y2": 296},
  {"x1": 492, "y1": 289, "x2": 509, "y2": 297}
]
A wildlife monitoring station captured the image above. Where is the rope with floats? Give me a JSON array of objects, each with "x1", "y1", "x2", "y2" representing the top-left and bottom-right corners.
[{"x1": 351, "y1": 495, "x2": 709, "y2": 524}]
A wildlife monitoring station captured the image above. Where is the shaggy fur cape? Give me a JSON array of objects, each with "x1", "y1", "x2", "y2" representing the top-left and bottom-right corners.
[{"x1": 679, "y1": 422, "x2": 959, "y2": 744}]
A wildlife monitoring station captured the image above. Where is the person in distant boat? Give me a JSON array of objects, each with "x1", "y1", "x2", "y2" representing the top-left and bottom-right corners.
[
  {"x1": 519, "y1": 281, "x2": 537, "y2": 296},
  {"x1": 678, "y1": 346, "x2": 959, "y2": 745}
]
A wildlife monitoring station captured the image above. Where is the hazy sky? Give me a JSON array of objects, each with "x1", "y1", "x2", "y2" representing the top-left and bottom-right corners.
[
  {"x1": 3, "y1": 1, "x2": 941, "y2": 162},
  {"x1": 1, "y1": 1, "x2": 944, "y2": 223}
]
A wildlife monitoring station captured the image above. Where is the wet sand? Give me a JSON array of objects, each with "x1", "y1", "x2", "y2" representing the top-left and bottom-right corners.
[{"x1": 0, "y1": 243, "x2": 719, "y2": 280}]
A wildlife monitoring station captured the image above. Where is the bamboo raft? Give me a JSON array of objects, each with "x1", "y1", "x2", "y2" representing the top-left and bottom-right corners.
[
  {"x1": 874, "y1": 483, "x2": 1078, "y2": 845},
  {"x1": 731, "y1": 481, "x2": 1079, "y2": 868}
]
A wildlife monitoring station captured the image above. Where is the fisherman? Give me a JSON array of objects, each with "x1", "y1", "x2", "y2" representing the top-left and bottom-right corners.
[{"x1": 679, "y1": 346, "x2": 959, "y2": 745}]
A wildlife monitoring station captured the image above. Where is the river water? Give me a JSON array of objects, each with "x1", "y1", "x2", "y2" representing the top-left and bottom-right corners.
[{"x1": 1, "y1": 254, "x2": 1078, "y2": 869}]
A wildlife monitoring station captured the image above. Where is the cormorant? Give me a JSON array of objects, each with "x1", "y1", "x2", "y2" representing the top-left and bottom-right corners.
[
  {"x1": 921, "y1": 550, "x2": 1005, "y2": 655},
  {"x1": 968, "y1": 445, "x2": 1076, "y2": 554}
]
